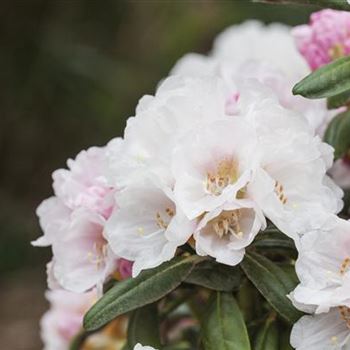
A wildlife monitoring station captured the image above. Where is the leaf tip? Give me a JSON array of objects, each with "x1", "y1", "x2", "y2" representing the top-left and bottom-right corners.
[{"x1": 292, "y1": 82, "x2": 302, "y2": 96}]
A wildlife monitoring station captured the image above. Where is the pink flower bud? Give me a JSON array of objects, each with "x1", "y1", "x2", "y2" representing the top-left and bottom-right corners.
[{"x1": 293, "y1": 9, "x2": 350, "y2": 70}]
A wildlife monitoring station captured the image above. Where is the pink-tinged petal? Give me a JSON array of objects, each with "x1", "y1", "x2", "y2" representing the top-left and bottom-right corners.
[{"x1": 293, "y1": 9, "x2": 350, "y2": 70}]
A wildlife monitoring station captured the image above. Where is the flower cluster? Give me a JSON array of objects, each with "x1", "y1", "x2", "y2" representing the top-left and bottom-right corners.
[{"x1": 35, "y1": 8, "x2": 350, "y2": 350}]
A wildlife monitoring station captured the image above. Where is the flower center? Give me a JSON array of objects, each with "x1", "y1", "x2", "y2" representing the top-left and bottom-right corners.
[
  {"x1": 275, "y1": 180, "x2": 287, "y2": 205},
  {"x1": 87, "y1": 241, "x2": 108, "y2": 269},
  {"x1": 155, "y1": 207, "x2": 175, "y2": 230},
  {"x1": 329, "y1": 43, "x2": 345, "y2": 60},
  {"x1": 205, "y1": 158, "x2": 238, "y2": 196},
  {"x1": 211, "y1": 210, "x2": 243, "y2": 239}
]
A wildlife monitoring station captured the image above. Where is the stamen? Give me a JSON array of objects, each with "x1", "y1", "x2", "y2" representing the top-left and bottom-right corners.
[
  {"x1": 205, "y1": 158, "x2": 238, "y2": 196},
  {"x1": 275, "y1": 180, "x2": 288, "y2": 205},
  {"x1": 212, "y1": 210, "x2": 243, "y2": 239},
  {"x1": 340, "y1": 257, "x2": 350, "y2": 275},
  {"x1": 87, "y1": 241, "x2": 108, "y2": 269},
  {"x1": 155, "y1": 207, "x2": 175, "y2": 230}
]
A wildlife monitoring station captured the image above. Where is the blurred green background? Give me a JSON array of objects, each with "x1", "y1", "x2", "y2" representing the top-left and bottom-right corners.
[{"x1": 1, "y1": 1, "x2": 317, "y2": 348}]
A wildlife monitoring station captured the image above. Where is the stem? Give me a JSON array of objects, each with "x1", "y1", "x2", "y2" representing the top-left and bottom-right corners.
[{"x1": 251, "y1": 0, "x2": 350, "y2": 11}]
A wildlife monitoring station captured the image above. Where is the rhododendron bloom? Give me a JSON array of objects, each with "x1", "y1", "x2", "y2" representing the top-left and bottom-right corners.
[
  {"x1": 194, "y1": 200, "x2": 265, "y2": 265},
  {"x1": 292, "y1": 216, "x2": 350, "y2": 313},
  {"x1": 33, "y1": 142, "x2": 120, "y2": 292},
  {"x1": 106, "y1": 76, "x2": 230, "y2": 190},
  {"x1": 293, "y1": 9, "x2": 350, "y2": 70},
  {"x1": 52, "y1": 146, "x2": 115, "y2": 218},
  {"x1": 172, "y1": 119, "x2": 258, "y2": 219},
  {"x1": 50, "y1": 208, "x2": 117, "y2": 293},
  {"x1": 106, "y1": 75, "x2": 341, "y2": 269},
  {"x1": 40, "y1": 289, "x2": 96, "y2": 350},
  {"x1": 106, "y1": 180, "x2": 195, "y2": 276},
  {"x1": 33, "y1": 12, "x2": 350, "y2": 350}
]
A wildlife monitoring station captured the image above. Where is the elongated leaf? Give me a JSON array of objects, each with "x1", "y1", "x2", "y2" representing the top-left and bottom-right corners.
[
  {"x1": 254, "y1": 316, "x2": 278, "y2": 350},
  {"x1": 293, "y1": 56, "x2": 350, "y2": 99},
  {"x1": 202, "y1": 292, "x2": 251, "y2": 350},
  {"x1": 84, "y1": 256, "x2": 200, "y2": 331},
  {"x1": 185, "y1": 260, "x2": 241, "y2": 291},
  {"x1": 324, "y1": 110, "x2": 350, "y2": 159},
  {"x1": 253, "y1": 229, "x2": 295, "y2": 252},
  {"x1": 278, "y1": 263, "x2": 299, "y2": 288},
  {"x1": 241, "y1": 252, "x2": 301, "y2": 324},
  {"x1": 127, "y1": 304, "x2": 161, "y2": 348},
  {"x1": 327, "y1": 89, "x2": 350, "y2": 109},
  {"x1": 252, "y1": 0, "x2": 350, "y2": 10}
]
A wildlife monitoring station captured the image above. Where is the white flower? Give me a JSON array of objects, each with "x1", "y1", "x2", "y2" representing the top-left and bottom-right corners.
[
  {"x1": 292, "y1": 216, "x2": 350, "y2": 314},
  {"x1": 106, "y1": 179, "x2": 195, "y2": 276},
  {"x1": 172, "y1": 118, "x2": 258, "y2": 220},
  {"x1": 247, "y1": 131, "x2": 342, "y2": 238},
  {"x1": 194, "y1": 199, "x2": 265, "y2": 265},
  {"x1": 106, "y1": 76, "x2": 230, "y2": 190},
  {"x1": 51, "y1": 207, "x2": 118, "y2": 293},
  {"x1": 106, "y1": 75, "x2": 341, "y2": 269},
  {"x1": 134, "y1": 344, "x2": 157, "y2": 350},
  {"x1": 291, "y1": 309, "x2": 350, "y2": 350},
  {"x1": 171, "y1": 20, "x2": 335, "y2": 135}
]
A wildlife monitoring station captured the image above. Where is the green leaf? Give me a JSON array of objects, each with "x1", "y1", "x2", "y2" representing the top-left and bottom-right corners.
[
  {"x1": 252, "y1": 0, "x2": 350, "y2": 10},
  {"x1": 293, "y1": 56, "x2": 350, "y2": 99},
  {"x1": 241, "y1": 252, "x2": 302, "y2": 324},
  {"x1": 327, "y1": 89, "x2": 350, "y2": 109},
  {"x1": 324, "y1": 110, "x2": 350, "y2": 159},
  {"x1": 202, "y1": 292, "x2": 251, "y2": 350},
  {"x1": 253, "y1": 228, "x2": 295, "y2": 252},
  {"x1": 185, "y1": 260, "x2": 241, "y2": 291},
  {"x1": 278, "y1": 263, "x2": 299, "y2": 288},
  {"x1": 84, "y1": 256, "x2": 200, "y2": 331},
  {"x1": 254, "y1": 316, "x2": 278, "y2": 350},
  {"x1": 127, "y1": 303, "x2": 161, "y2": 348}
]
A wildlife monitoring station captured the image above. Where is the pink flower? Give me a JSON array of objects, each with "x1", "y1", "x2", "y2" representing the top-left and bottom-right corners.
[
  {"x1": 40, "y1": 289, "x2": 96, "y2": 350},
  {"x1": 52, "y1": 146, "x2": 115, "y2": 219},
  {"x1": 293, "y1": 9, "x2": 350, "y2": 70},
  {"x1": 33, "y1": 140, "x2": 122, "y2": 293}
]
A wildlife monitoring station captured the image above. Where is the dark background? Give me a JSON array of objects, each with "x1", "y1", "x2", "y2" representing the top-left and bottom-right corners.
[{"x1": 0, "y1": 1, "x2": 316, "y2": 348}]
